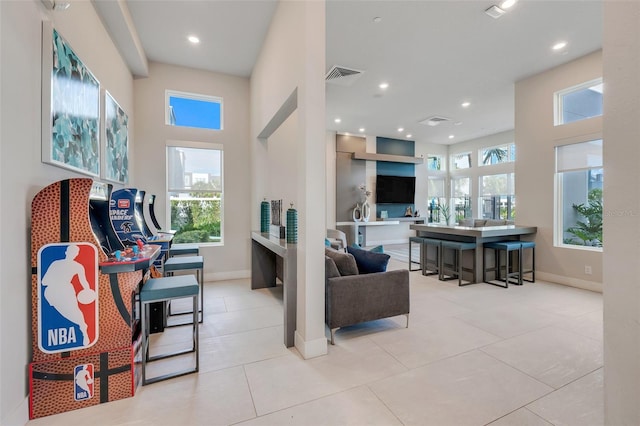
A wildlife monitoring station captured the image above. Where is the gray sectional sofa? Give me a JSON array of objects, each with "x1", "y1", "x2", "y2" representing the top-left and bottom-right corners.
[{"x1": 458, "y1": 218, "x2": 515, "y2": 227}]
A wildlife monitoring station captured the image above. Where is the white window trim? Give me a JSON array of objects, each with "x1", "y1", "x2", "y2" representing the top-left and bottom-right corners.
[
  {"x1": 166, "y1": 140, "x2": 225, "y2": 246},
  {"x1": 165, "y1": 89, "x2": 224, "y2": 130},
  {"x1": 478, "y1": 143, "x2": 515, "y2": 167},
  {"x1": 553, "y1": 77, "x2": 603, "y2": 126},
  {"x1": 553, "y1": 135, "x2": 603, "y2": 252}
]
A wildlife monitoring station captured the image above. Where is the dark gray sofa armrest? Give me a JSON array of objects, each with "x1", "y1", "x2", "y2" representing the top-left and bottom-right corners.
[{"x1": 325, "y1": 269, "x2": 410, "y2": 329}]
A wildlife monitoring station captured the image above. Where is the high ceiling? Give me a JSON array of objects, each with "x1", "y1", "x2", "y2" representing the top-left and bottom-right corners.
[{"x1": 95, "y1": 0, "x2": 602, "y2": 145}]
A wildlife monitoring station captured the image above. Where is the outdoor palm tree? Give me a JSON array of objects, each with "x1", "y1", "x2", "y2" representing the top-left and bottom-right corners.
[{"x1": 483, "y1": 147, "x2": 508, "y2": 165}]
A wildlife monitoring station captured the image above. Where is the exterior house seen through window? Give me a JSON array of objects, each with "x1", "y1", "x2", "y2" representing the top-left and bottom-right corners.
[
  {"x1": 167, "y1": 144, "x2": 223, "y2": 244},
  {"x1": 555, "y1": 78, "x2": 603, "y2": 126}
]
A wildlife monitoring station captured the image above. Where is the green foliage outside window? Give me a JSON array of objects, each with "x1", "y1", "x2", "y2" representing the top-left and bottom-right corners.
[
  {"x1": 565, "y1": 188, "x2": 603, "y2": 247},
  {"x1": 170, "y1": 181, "x2": 221, "y2": 243}
]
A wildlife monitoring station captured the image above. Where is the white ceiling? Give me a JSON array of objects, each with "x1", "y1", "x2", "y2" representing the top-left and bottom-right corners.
[{"x1": 95, "y1": 0, "x2": 602, "y2": 145}]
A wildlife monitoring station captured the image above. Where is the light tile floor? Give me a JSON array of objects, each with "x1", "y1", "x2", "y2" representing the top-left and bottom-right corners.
[{"x1": 28, "y1": 245, "x2": 604, "y2": 426}]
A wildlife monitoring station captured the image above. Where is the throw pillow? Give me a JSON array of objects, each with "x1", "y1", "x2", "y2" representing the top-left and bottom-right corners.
[
  {"x1": 325, "y1": 256, "x2": 341, "y2": 279},
  {"x1": 325, "y1": 238, "x2": 331, "y2": 247},
  {"x1": 485, "y1": 219, "x2": 506, "y2": 226},
  {"x1": 458, "y1": 218, "x2": 474, "y2": 227},
  {"x1": 351, "y1": 243, "x2": 384, "y2": 253},
  {"x1": 324, "y1": 247, "x2": 359, "y2": 276},
  {"x1": 346, "y1": 245, "x2": 391, "y2": 274}
]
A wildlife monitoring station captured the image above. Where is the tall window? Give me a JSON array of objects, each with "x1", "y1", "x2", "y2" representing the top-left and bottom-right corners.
[
  {"x1": 451, "y1": 176, "x2": 471, "y2": 221},
  {"x1": 167, "y1": 143, "x2": 223, "y2": 244},
  {"x1": 555, "y1": 139, "x2": 603, "y2": 249},
  {"x1": 555, "y1": 79, "x2": 603, "y2": 126},
  {"x1": 479, "y1": 143, "x2": 516, "y2": 166},
  {"x1": 480, "y1": 173, "x2": 515, "y2": 220},
  {"x1": 427, "y1": 177, "x2": 445, "y2": 223},
  {"x1": 165, "y1": 90, "x2": 223, "y2": 130}
]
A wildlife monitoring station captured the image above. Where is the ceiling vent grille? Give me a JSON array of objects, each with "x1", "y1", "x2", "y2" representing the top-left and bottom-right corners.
[
  {"x1": 325, "y1": 65, "x2": 364, "y2": 87},
  {"x1": 419, "y1": 115, "x2": 452, "y2": 127}
]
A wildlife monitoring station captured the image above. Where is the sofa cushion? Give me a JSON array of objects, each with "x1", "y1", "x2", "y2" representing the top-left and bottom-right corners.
[
  {"x1": 346, "y1": 245, "x2": 391, "y2": 274},
  {"x1": 458, "y1": 218, "x2": 474, "y2": 227},
  {"x1": 325, "y1": 247, "x2": 359, "y2": 276},
  {"x1": 325, "y1": 256, "x2": 341, "y2": 279},
  {"x1": 485, "y1": 219, "x2": 506, "y2": 226},
  {"x1": 474, "y1": 219, "x2": 487, "y2": 227},
  {"x1": 351, "y1": 243, "x2": 384, "y2": 253}
]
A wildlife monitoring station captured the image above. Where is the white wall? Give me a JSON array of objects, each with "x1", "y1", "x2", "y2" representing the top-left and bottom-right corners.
[
  {"x1": 133, "y1": 62, "x2": 251, "y2": 281},
  {"x1": 325, "y1": 130, "x2": 337, "y2": 228},
  {"x1": 515, "y1": 51, "x2": 603, "y2": 291},
  {"x1": 250, "y1": 0, "x2": 327, "y2": 359},
  {"x1": 0, "y1": 1, "x2": 133, "y2": 423},
  {"x1": 602, "y1": 2, "x2": 640, "y2": 423}
]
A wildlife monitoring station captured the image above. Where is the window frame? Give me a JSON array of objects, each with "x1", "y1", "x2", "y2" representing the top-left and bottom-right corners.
[
  {"x1": 554, "y1": 78, "x2": 603, "y2": 126},
  {"x1": 166, "y1": 140, "x2": 224, "y2": 246},
  {"x1": 478, "y1": 143, "x2": 516, "y2": 167},
  {"x1": 165, "y1": 90, "x2": 224, "y2": 131},
  {"x1": 479, "y1": 173, "x2": 515, "y2": 220},
  {"x1": 451, "y1": 152, "x2": 472, "y2": 170},
  {"x1": 554, "y1": 138, "x2": 603, "y2": 251}
]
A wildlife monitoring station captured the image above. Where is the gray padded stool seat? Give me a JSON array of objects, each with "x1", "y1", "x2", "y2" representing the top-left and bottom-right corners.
[
  {"x1": 483, "y1": 241, "x2": 522, "y2": 288},
  {"x1": 520, "y1": 241, "x2": 536, "y2": 283},
  {"x1": 140, "y1": 275, "x2": 199, "y2": 385},
  {"x1": 440, "y1": 241, "x2": 476, "y2": 286},
  {"x1": 170, "y1": 243, "x2": 200, "y2": 257},
  {"x1": 164, "y1": 255, "x2": 204, "y2": 323}
]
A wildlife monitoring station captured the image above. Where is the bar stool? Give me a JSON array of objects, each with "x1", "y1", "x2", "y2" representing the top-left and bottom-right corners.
[
  {"x1": 164, "y1": 255, "x2": 204, "y2": 324},
  {"x1": 422, "y1": 238, "x2": 442, "y2": 276},
  {"x1": 170, "y1": 243, "x2": 200, "y2": 257},
  {"x1": 408, "y1": 236, "x2": 426, "y2": 271},
  {"x1": 520, "y1": 241, "x2": 536, "y2": 283},
  {"x1": 440, "y1": 241, "x2": 476, "y2": 286},
  {"x1": 483, "y1": 241, "x2": 522, "y2": 288},
  {"x1": 140, "y1": 275, "x2": 199, "y2": 385}
]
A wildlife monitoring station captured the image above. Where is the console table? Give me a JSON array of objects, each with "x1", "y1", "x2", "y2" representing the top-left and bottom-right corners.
[{"x1": 251, "y1": 232, "x2": 296, "y2": 347}]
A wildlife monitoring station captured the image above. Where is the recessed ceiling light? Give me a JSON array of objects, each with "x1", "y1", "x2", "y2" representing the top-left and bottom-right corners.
[
  {"x1": 373, "y1": 17, "x2": 382, "y2": 23},
  {"x1": 552, "y1": 41, "x2": 567, "y2": 50},
  {"x1": 398, "y1": 127, "x2": 404, "y2": 132},
  {"x1": 334, "y1": 118, "x2": 341, "y2": 123},
  {"x1": 461, "y1": 101, "x2": 471, "y2": 108},
  {"x1": 449, "y1": 135, "x2": 455, "y2": 139},
  {"x1": 188, "y1": 35, "x2": 200, "y2": 44},
  {"x1": 406, "y1": 134, "x2": 412, "y2": 138},
  {"x1": 379, "y1": 82, "x2": 389, "y2": 90},
  {"x1": 359, "y1": 128, "x2": 365, "y2": 133},
  {"x1": 500, "y1": 0, "x2": 517, "y2": 9}
]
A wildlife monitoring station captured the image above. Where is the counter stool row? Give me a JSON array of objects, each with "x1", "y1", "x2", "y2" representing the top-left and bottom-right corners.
[{"x1": 409, "y1": 237, "x2": 535, "y2": 288}]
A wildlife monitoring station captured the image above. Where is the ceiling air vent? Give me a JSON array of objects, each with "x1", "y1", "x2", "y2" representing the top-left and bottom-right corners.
[
  {"x1": 419, "y1": 115, "x2": 452, "y2": 127},
  {"x1": 325, "y1": 65, "x2": 364, "y2": 87}
]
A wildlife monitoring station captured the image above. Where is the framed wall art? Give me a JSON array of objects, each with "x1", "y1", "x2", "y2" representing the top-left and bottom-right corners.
[
  {"x1": 103, "y1": 91, "x2": 129, "y2": 183},
  {"x1": 41, "y1": 22, "x2": 100, "y2": 177}
]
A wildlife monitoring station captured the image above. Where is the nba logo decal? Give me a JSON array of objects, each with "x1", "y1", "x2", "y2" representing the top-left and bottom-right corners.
[
  {"x1": 74, "y1": 364, "x2": 95, "y2": 401},
  {"x1": 37, "y1": 243, "x2": 99, "y2": 354}
]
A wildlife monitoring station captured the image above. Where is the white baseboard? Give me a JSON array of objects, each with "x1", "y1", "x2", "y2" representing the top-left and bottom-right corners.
[
  {"x1": 205, "y1": 269, "x2": 250, "y2": 282},
  {"x1": 294, "y1": 331, "x2": 328, "y2": 359},
  {"x1": 3, "y1": 396, "x2": 29, "y2": 426},
  {"x1": 537, "y1": 271, "x2": 603, "y2": 293}
]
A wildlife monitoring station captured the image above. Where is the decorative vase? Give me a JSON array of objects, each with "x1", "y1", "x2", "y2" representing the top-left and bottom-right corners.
[
  {"x1": 260, "y1": 198, "x2": 270, "y2": 233},
  {"x1": 352, "y1": 203, "x2": 362, "y2": 222},
  {"x1": 361, "y1": 200, "x2": 371, "y2": 222},
  {"x1": 286, "y1": 203, "x2": 298, "y2": 244}
]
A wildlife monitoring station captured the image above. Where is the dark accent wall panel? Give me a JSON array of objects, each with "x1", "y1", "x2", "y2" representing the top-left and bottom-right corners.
[{"x1": 375, "y1": 137, "x2": 416, "y2": 218}]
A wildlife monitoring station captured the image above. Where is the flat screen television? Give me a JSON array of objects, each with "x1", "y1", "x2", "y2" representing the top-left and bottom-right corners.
[{"x1": 376, "y1": 175, "x2": 415, "y2": 204}]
